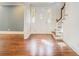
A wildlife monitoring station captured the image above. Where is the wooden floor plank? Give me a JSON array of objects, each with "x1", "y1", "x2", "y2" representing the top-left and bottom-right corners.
[{"x1": 0, "y1": 34, "x2": 78, "y2": 56}]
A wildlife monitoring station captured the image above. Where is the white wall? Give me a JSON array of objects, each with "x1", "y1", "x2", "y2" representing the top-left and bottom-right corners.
[
  {"x1": 24, "y1": 3, "x2": 31, "y2": 39},
  {"x1": 30, "y1": 4, "x2": 57, "y2": 34},
  {"x1": 63, "y1": 2, "x2": 79, "y2": 55},
  {"x1": 24, "y1": 3, "x2": 64, "y2": 39}
]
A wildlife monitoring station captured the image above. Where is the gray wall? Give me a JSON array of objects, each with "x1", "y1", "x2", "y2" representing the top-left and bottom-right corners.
[{"x1": 0, "y1": 5, "x2": 24, "y2": 31}]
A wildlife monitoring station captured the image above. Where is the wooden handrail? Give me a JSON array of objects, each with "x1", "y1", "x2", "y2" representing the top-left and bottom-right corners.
[{"x1": 56, "y1": 3, "x2": 65, "y2": 22}]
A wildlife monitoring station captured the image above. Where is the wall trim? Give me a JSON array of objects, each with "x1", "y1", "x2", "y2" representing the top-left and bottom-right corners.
[
  {"x1": 24, "y1": 32, "x2": 53, "y2": 39},
  {"x1": 63, "y1": 39, "x2": 79, "y2": 55},
  {"x1": 0, "y1": 31, "x2": 24, "y2": 34}
]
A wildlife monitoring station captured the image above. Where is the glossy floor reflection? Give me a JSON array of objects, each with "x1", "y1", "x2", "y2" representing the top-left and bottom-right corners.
[
  {"x1": 27, "y1": 34, "x2": 77, "y2": 56},
  {"x1": 26, "y1": 34, "x2": 55, "y2": 56},
  {"x1": 27, "y1": 39, "x2": 53, "y2": 56},
  {"x1": 0, "y1": 34, "x2": 78, "y2": 56},
  {"x1": 26, "y1": 34, "x2": 78, "y2": 56}
]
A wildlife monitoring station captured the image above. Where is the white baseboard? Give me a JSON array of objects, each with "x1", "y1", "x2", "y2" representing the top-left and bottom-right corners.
[
  {"x1": 24, "y1": 33, "x2": 31, "y2": 39},
  {"x1": 30, "y1": 32, "x2": 52, "y2": 34},
  {"x1": 24, "y1": 32, "x2": 53, "y2": 39},
  {"x1": 63, "y1": 39, "x2": 79, "y2": 55},
  {"x1": 0, "y1": 31, "x2": 24, "y2": 34}
]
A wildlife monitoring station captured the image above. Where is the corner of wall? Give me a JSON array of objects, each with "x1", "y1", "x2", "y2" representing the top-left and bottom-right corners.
[{"x1": 63, "y1": 39, "x2": 79, "y2": 55}]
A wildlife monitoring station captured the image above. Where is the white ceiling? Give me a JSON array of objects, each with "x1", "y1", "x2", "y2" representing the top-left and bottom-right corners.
[{"x1": 0, "y1": 2, "x2": 64, "y2": 8}]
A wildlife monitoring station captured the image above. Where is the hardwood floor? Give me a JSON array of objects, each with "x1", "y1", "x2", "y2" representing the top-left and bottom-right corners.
[{"x1": 0, "y1": 34, "x2": 78, "y2": 56}]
